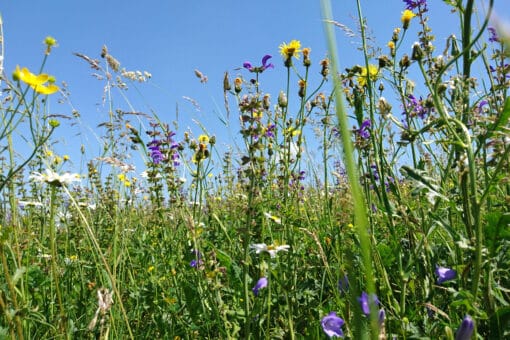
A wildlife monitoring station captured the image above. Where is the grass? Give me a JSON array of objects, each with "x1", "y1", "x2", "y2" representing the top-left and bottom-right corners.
[{"x1": 1, "y1": 0, "x2": 509, "y2": 339}]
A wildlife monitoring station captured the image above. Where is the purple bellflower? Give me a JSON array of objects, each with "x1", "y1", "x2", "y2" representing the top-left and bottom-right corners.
[
  {"x1": 358, "y1": 291, "x2": 380, "y2": 316},
  {"x1": 321, "y1": 312, "x2": 345, "y2": 338},
  {"x1": 435, "y1": 265, "x2": 457, "y2": 284},
  {"x1": 252, "y1": 277, "x2": 268, "y2": 296},
  {"x1": 455, "y1": 315, "x2": 474, "y2": 340}
]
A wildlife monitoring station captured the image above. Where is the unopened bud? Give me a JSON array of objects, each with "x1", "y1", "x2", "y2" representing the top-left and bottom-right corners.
[
  {"x1": 278, "y1": 91, "x2": 288, "y2": 108},
  {"x1": 411, "y1": 42, "x2": 423, "y2": 61}
]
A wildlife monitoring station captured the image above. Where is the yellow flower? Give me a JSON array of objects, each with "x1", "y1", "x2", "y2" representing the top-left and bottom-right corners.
[
  {"x1": 279, "y1": 40, "x2": 301, "y2": 59},
  {"x1": 401, "y1": 10, "x2": 416, "y2": 29},
  {"x1": 12, "y1": 65, "x2": 59, "y2": 95},
  {"x1": 357, "y1": 64, "x2": 379, "y2": 87},
  {"x1": 387, "y1": 41, "x2": 395, "y2": 50},
  {"x1": 117, "y1": 173, "x2": 131, "y2": 187},
  {"x1": 198, "y1": 134, "x2": 209, "y2": 144},
  {"x1": 44, "y1": 36, "x2": 57, "y2": 47}
]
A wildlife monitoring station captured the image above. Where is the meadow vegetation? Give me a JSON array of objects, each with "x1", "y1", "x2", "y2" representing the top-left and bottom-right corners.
[{"x1": 0, "y1": 0, "x2": 509, "y2": 338}]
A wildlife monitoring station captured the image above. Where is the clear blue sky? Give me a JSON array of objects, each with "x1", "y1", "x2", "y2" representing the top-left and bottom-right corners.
[{"x1": 1, "y1": 1, "x2": 503, "y2": 175}]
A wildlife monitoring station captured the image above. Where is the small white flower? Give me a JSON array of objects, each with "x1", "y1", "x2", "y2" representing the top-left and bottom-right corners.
[
  {"x1": 250, "y1": 243, "x2": 290, "y2": 258},
  {"x1": 263, "y1": 212, "x2": 282, "y2": 224}
]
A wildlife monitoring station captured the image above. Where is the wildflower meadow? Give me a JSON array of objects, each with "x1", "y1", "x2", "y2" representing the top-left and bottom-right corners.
[{"x1": 1, "y1": 0, "x2": 510, "y2": 339}]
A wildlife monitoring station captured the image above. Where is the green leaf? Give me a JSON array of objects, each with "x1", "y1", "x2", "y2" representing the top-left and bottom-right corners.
[{"x1": 492, "y1": 96, "x2": 510, "y2": 133}]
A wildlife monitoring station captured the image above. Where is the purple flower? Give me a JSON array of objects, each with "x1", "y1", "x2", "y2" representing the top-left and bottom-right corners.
[
  {"x1": 378, "y1": 309, "x2": 386, "y2": 327},
  {"x1": 252, "y1": 277, "x2": 268, "y2": 296},
  {"x1": 321, "y1": 312, "x2": 345, "y2": 338},
  {"x1": 455, "y1": 315, "x2": 474, "y2": 340},
  {"x1": 243, "y1": 54, "x2": 274, "y2": 73},
  {"x1": 358, "y1": 119, "x2": 371, "y2": 139},
  {"x1": 488, "y1": 27, "x2": 500, "y2": 43},
  {"x1": 358, "y1": 292, "x2": 380, "y2": 315},
  {"x1": 190, "y1": 249, "x2": 203, "y2": 268},
  {"x1": 265, "y1": 124, "x2": 276, "y2": 138},
  {"x1": 403, "y1": 0, "x2": 427, "y2": 11},
  {"x1": 337, "y1": 274, "x2": 349, "y2": 294},
  {"x1": 148, "y1": 139, "x2": 164, "y2": 164},
  {"x1": 435, "y1": 265, "x2": 456, "y2": 284},
  {"x1": 406, "y1": 94, "x2": 429, "y2": 119}
]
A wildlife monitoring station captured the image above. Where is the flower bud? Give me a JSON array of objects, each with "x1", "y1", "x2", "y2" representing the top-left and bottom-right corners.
[
  {"x1": 234, "y1": 77, "x2": 242, "y2": 94},
  {"x1": 298, "y1": 79, "x2": 306, "y2": 98},
  {"x1": 263, "y1": 94, "x2": 270, "y2": 110},
  {"x1": 411, "y1": 42, "x2": 424, "y2": 61},
  {"x1": 278, "y1": 91, "x2": 288, "y2": 108},
  {"x1": 320, "y1": 58, "x2": 330, "y2": 78},
  {"x1": 399, "y1": 54, "x2": 411, "y2": 70},
  {"x1": 302, "y1": 47, "x2": 311, "y2": 67},
  {"x1": 223, "y1": 72, "x2": 231, "y2": 92}
]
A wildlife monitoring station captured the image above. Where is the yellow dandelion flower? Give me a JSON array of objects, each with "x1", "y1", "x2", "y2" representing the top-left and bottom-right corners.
[
  {"x1": 148, "y1": 265, "x2": 155, "y2": 273},
  {"x1": 357, "y1": 64, "x2": 379, "y2": 87},
  {"x1": 279, "y1": 40, "x2": 301, "y2": 59},
  {"x1": 401, "y1": 10, "x2": 416, "y2": 30}
]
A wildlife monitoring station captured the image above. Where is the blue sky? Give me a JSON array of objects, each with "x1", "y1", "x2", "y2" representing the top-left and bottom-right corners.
[{"x1": 1, "y1": 0, "x2": 503, "y2": 175}]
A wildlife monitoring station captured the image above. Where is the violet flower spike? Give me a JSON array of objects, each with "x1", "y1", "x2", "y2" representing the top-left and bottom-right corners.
[
  {"x1": 243, "y1": 54, "x2": 274, "y2": 73},
  {"x1": 435, "y1": 265, "x2": 457, "y2": 284},
  {"x1": 403, "y1": 0, "x2": 427, "y2": 11},
  {"x1": 488, "y1": 27, "x2": 500, "y2": 43},
  {"x1": 321, "y1": 312, "x2": 345, "y2": 338},
  {"x1": 252, "y1": 277, "x2": 268, "y2": 296},
  {"x1": 358, "y1": 119, "x2": 371, "y2": 139}
]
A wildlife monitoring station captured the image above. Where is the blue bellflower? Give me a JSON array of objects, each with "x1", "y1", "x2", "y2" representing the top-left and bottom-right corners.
[
  {"x1": 358, "y1": 292, "x2": 380, "y2": 315},
  {"x1": 321, "y1": 312, "x2": 345, "y2": 338},
  {"x1": 435, "y1": 265, "x2": 457, "y2": 284},
  {"x1": 252, "y1": 277, "x2": 268, "y2": 296},
  {"x1": 455, "y1": 315, "x2": 474, "y2": 340}
]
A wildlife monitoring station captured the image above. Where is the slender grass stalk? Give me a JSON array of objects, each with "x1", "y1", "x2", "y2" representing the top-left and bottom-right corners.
[
  {"x1": 320, "y1": 0, "x2": 377, "y2": 338},
  {"x1": 48, "y1": 186, "x2": 66, "y2": 335},
  {"x1": 62, "y1": 185, "x2": 134, "y2": 340}
]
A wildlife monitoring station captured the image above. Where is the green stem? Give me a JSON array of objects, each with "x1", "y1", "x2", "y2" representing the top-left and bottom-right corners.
[
  {"x1": 321, "y1": 1, "x2": 377, "y2": 338},
  {"x1": 49, "y1": 186, "x2": 66, "y2": 334}
]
